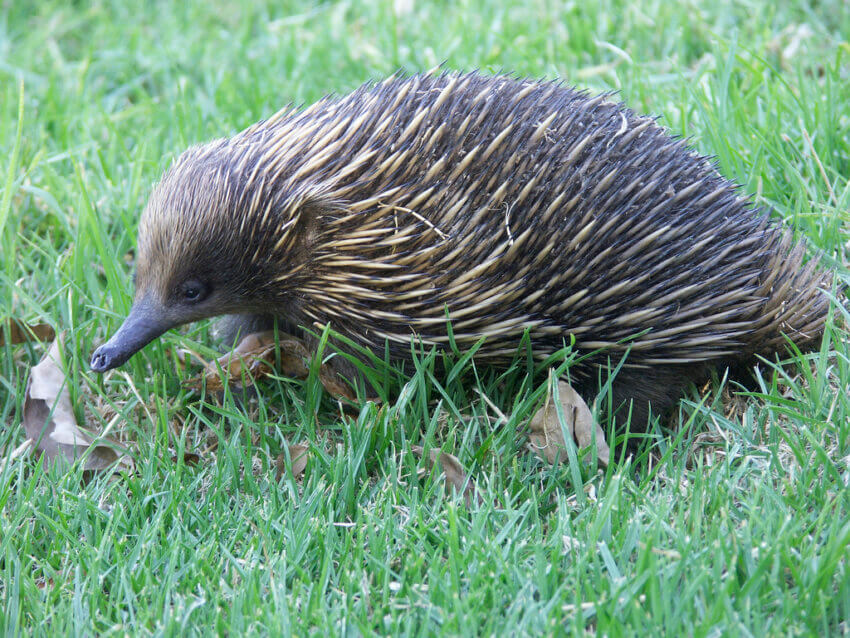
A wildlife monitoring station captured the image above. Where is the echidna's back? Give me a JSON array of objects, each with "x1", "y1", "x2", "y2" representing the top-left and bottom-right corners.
[{"x1": 239, "y1": 72, "x2": 831, "y2": 416}]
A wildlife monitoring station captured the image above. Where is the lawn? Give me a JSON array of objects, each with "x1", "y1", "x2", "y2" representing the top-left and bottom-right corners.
[{"x1": 1, "y1": 0, "x2": 849, "y2": 635}]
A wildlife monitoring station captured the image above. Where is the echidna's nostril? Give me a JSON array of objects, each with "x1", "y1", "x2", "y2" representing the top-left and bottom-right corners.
[{"x1": 90, "y1": 348, "x2": 111, "y2": 372}]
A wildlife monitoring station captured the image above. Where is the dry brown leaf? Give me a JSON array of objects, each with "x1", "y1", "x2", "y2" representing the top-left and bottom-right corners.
[
  {"x1": 528, "y1": 371, "x2": 610, "y2": 467},
  {"x1": 34, "y1": 577, "x2": 55, "y2": 591},
  {"x1": 275, "y1": 443, "x2": 311, "y2": 480},
  {"x1": 0, "y1": 319, "x2": 55, "y2": 346},
  {"x1": 275, "y1": 337, "x2": 357, "y2": 400},
  {"x1": 318, "y1": 368, "x2": 357, "y2": 401},
  {"x1": 185, "y1": 330, "x2": 280, "y2": 392},
  {"x1": 185, "y1": 330, "x2": 356, "y2": 400},
  {"x1": 171, "y1": 452, "x2": 201, "y2": 466},
  {"x1": 412, "y1": 445, "x2": 480, "y2": 505},
  {"x1": 23, "y1": 340, "x2": 133, "y2": 472},
  {"x1": 277, "y1": 337, "x2": 313, "y2": 377}
]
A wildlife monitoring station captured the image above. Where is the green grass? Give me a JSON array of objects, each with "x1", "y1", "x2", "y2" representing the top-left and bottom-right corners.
[{"x1": 2, "y1": 0, "x2": 849, "y2": 634}]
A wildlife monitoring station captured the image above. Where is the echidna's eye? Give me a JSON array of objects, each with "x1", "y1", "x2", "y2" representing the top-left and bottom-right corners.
[{"x1": 181, "y1": 280, "x2": 208, "y2": 304}]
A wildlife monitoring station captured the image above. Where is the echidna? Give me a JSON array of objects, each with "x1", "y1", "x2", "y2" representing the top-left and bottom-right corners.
[{"x1": 90, "y1": 71, "x2": 832, "y2": 426}]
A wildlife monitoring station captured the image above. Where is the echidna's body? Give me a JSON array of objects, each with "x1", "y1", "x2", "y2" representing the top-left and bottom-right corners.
[{"x1": 91, "y1": 71, "x2": 831, "y2": 426}]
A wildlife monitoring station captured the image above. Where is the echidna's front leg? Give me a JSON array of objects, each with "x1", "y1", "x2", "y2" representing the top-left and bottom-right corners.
[{"x1": 212, "y1": 314, "x2": 290, "y2": 347}]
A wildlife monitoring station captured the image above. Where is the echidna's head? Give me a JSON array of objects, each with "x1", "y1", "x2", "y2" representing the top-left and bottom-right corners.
[{"x1": 91, "y1": 140, "x2": 323, "y2": 372}]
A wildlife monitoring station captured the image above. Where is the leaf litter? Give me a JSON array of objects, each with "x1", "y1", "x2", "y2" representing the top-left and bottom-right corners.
[
  {"x1": 528, "y1": 370, "x2": 610, "y2": 467},
  {"x1": 183, "y1": 330, "x2": 356, "y2": 400},
  {"x1": 22, "y1": 339, "x2": 133, "y2": 473},
  {"x1": 275, "y1": 442, "x2": 311, "y2": 481},
  {"x1": 8, "y1": 325, "x2": 360, "y2": 484},
  {"x1": 13, "y1": 324, "x2": 613, "y2": 498},
  {"x1": 0, "y1": 318, "x2": 54, "y2": 346},
  {"x1": 412, "y1": 445, "x2": 482, "y2": 506}
]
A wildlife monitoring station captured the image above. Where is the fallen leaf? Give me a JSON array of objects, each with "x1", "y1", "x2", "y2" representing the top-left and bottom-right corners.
[
  {"x1": 412, "y1": 445, "x2": 481, "y2": 505},
  {"x1": 528, "y1": 371, "x2": 610, "y2": 467},
  {"x1": 186, "y1": 330, "x2": 356, "y2": 400},
  {"x1": 34, "y1": 577, "x2": 55, "y2": 591},
  {"x1": 274, "y1": 336, "x2": 357, "y2": 400},
  {"x1": 0, "y1": 319, "x2": 54, "y2": 346},
  {"x1": 185, "y1": 330, "x2": 280, "y2": 392},
  {"x1": 318, "y1": 368, "x2": 357, "y2": 401},
  {"x1": 23, "y1": 340, "x2": 133, "y2": 472},
  {"x1": 277, "y1": 338, "x2": 313, "y2": 378},
  {"x1": 170, "y1": 452, "x2": 200, "y2": 466},
  {"x1": 275, "y1": 443, "x2": 311, "y2": 480}
]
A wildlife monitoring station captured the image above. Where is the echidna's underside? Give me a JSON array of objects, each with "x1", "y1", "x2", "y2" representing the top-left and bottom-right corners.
[{"x1": 91, "y1": 71, "x2": 831, "y2": 427}]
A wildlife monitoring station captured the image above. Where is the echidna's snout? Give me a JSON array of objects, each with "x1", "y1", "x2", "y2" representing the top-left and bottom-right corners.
[{"x1": 91, "y1": 297, "x2": 175, "y2": 372}]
